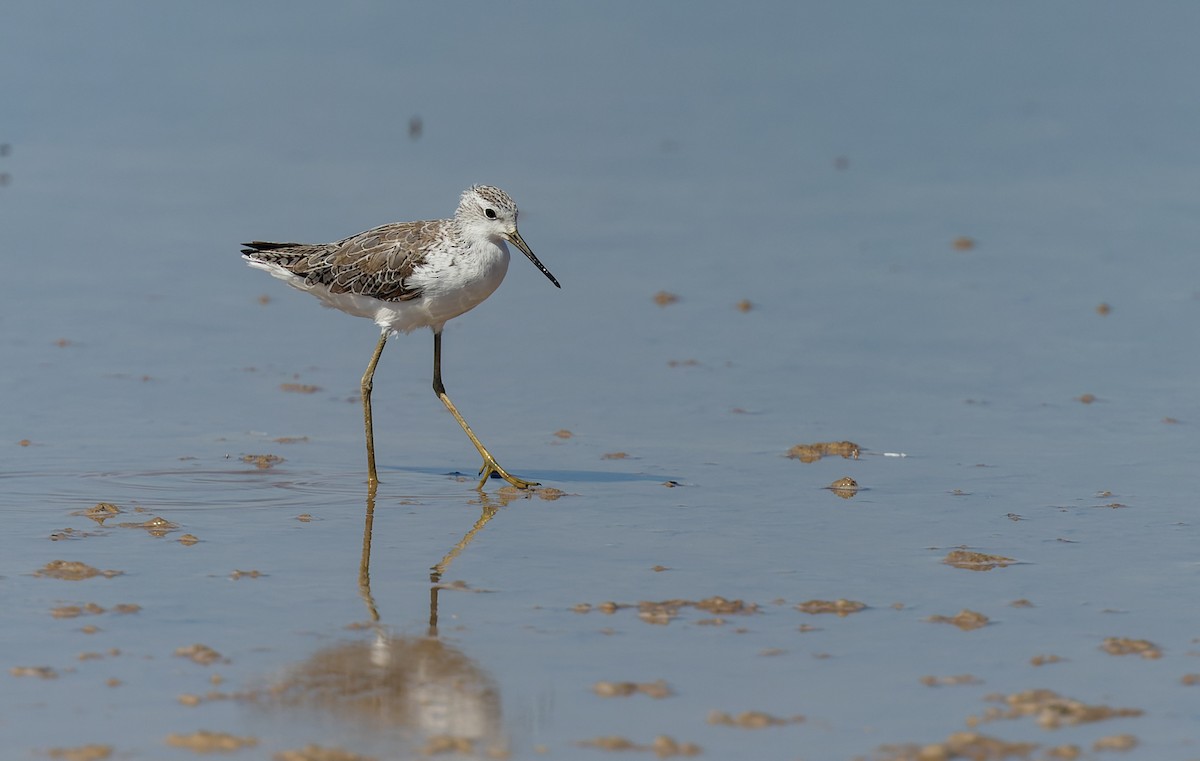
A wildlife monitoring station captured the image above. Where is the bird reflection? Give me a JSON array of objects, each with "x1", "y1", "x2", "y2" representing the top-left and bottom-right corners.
[{"x1": 266, "y1": 483, "x2": 507, "y2": 757}]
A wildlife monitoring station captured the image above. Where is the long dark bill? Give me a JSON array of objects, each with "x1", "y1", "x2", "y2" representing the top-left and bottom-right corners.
[{"x1": 506, "y1": 230, "x2": 560, "y2": 288}]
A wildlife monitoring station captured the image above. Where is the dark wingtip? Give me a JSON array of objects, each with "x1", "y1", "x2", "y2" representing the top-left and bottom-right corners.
[{"x1": 241, "y1": 240, "x2": 305, "y2": 256}]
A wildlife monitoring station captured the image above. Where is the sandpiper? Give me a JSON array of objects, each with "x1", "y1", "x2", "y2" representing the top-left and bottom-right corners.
[{"x1": 242, "y1": 185, "x2": 560, "y2": 489}]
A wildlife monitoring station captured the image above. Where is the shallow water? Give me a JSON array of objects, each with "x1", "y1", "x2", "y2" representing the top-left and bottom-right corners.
[{"x1": 4, "y1": 3, "x2": 1200, "y2": 759}]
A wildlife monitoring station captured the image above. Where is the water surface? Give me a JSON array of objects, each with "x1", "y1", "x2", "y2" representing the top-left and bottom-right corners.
[{"x1": 3, "y1": 3, "x2": 1200, "y2": 759}]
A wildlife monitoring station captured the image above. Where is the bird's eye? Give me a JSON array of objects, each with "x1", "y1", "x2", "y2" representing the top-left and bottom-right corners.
[{"x1": 484, "y1": 208, "x2": 497, "y2": 219}]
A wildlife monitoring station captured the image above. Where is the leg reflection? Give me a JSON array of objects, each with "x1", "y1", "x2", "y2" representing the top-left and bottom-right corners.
[
  {"x1": 358, "y1": 481, "x2": 380, "y2": 625},
  {"x1": 428, "y1": 502, "x2": 500, "y2": 635}
]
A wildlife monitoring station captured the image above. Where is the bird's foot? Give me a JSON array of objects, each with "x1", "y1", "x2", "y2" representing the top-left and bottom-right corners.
[{"x1": 477, "y1": 459, "x2": 539, "y2": 490}]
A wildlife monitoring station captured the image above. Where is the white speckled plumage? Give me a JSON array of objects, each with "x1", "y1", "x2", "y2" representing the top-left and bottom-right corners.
[
  {"x1": 242, "y1": 185, "x2": 558, "y2": 335},
  {"x1": 241, "y1": 185, "x2": 560, "y2": 490}
]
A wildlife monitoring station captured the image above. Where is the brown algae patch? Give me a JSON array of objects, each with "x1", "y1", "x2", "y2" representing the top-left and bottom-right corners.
[
  {"x1": 1093, "y1": 734, "x2": 1138, "y2": 751},
  {"x1": 1030, "y1": 654, "x2": 1065, "y2": 667},
  {"x1": 1100, "y1": 637, "x2": 1161, "y2": 659},
  {"x1": 695, "y1": 596, "x2": 757, "y2": 615},
  {"x1": 11, "y1": 665, "x2": 59, "y2": 679},
  {"x1": 51, "y1": 602, "x2": 105, "y2": 618},
  {"x1": 492, "y1": 484, "x2": 569, "y2": 502},
  {"x1": 178, "y1": 689, "x2": 240, "y2": 708},
  {"x1": 707, "y1": 710, "x2": 803, "y2": 728},
  {"x1": 876, "y1": 732, "x2": 1036, "y2": 761},
  {"x1": 827, "y1": 476, "x2": 859, "y2": 497},
  {"x1": 652, "y1": 291, "x2": 680, "y2": 306},
  {"x1": 639, "y1": 597, "x2": 758, "y2": 625},
  {"x1": 927, "y1": 610, "x2": 989, "y2": 631},
  {"x1": 646, "y1": 736, "x2": 700, "y2": 758},
  {"x1": 577, "y1": 597, "x2": 759, "y2": 626},
  {"x1": 165, "y1": 731, "x2": 258, "y2": 753},
  {"x1": 242, "y1": 454, "x2": 284, "y2": 469},
  {"x1": 578, "y1": 735, "x2": 700, "y2": 757},
  {"x1": 973, "y1": 689, "x2": 1142, "y2": 729},
  {"x1": 594, "y1": 680, "x2": 672, "y2": 699},
  {"x1": 35, "y1": 560, "x2": 121, "y2": 580},
  {"x1": 79, "y1": 502, "x2": 122, "y2": 523},
  {"x1": 50, "y1": 603, "x2": 139, "y2": 619},
  {"x1": 786, "y1": 441, "x2": 860, "y2": 463},
  {"x1": 578, "y1": 736, "x2": 637, "y2": 752},
  {"x1": 273, "y1": 746, "x2": 379, "y2": 761},
  {"x1": 638, "y1": 602, "x2": 680, "y2": 626},
  {"x1": 943, "y1": 550, "x2": 1015, "y2": 571},
  {"x1": 46, "y1": 746, "x2": 113, "y2": 761},
  {"x1": 117, "y1": 516, "x2": 179, "y2": 537},
  {"x1": 920, "y1": 674, "x2": 982, "y2": 687},
  {"x1": 795, "y1": 599, "x2": 866, "y2": 617},
  {"x1": 175, "y1": 644, "x2": 225, "y2": 666}
]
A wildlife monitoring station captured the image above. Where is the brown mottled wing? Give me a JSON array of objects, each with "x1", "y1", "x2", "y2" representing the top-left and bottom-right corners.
[{"x1": 242, "y1": 220, "x2": 443, "y2": 302}]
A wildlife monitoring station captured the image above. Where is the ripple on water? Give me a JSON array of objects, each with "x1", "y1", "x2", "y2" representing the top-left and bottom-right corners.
[
  {"x1": 1, "y1": 466, "x2": 488, "y2": 515},
  {"x1": 2, "y1": 467, "x2": 361, "y2": 512}
]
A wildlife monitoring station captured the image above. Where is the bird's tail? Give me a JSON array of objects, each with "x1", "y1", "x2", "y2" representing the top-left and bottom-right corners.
[{"x1": 240, "y1": 240, "x2": 306, "y2": 256}]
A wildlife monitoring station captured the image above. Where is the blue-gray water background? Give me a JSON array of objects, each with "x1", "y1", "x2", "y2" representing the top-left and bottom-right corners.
[{"x1": 3, "y1": 3, "x2": 1200, "y2": 759}]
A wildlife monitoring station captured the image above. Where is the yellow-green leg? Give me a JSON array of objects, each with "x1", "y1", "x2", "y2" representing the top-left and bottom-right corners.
[
  {"x1": 433, "y1": 330, "x2": 538, "y2": 489},
  {"x1": 362, "y1": 332, "x2": 388, "y2": 486}
]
